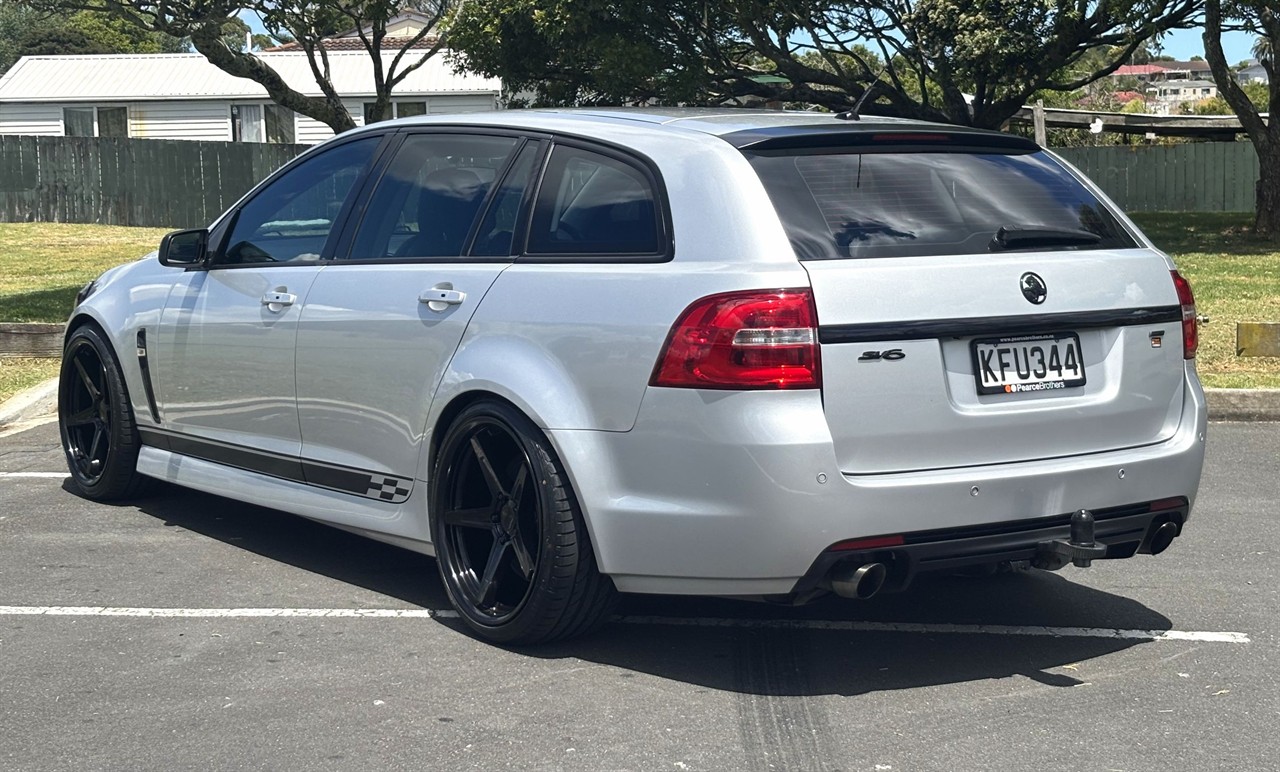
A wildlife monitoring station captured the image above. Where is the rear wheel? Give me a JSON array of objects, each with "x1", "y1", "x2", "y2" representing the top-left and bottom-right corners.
[
  {"x1": 431, "y1": 400, "x2": 616, "y2": 644},
  {"x1": 58, "y1": 324, "x2": 150, "y2": 501}
]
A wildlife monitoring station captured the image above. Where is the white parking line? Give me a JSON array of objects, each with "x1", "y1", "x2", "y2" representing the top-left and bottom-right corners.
[
  {"x1": 618, "y1": 615, "x2": 1251, "y2": 643},
  {"x1": 0, "y1": 606, "x2": 1250, "y2": 643},
  {"x1": 0, "y1": 472, "x2": 66, "y2": 478}
]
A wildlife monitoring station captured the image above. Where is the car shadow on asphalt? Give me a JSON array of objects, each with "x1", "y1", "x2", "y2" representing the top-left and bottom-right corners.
[{"x1": 79, "y1": 481, "x2": 1174, "y2": 699}]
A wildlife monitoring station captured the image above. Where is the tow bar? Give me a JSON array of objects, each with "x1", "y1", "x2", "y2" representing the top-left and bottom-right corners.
[{"x1": 1034, "y1": 509, "x2": 1109, "y2": 571}]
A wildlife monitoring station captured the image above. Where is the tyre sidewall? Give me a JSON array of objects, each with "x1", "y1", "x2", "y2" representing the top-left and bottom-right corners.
[
  {"x1": 430, "y1": 401, "x2": 582, "y2": 644},
  {"x1": 59, "y1": 324, "x2": 143, "y2": 500}
]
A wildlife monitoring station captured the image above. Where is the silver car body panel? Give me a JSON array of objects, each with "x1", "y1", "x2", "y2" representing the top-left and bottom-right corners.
[{"x1": 68, "y1": 108, "x2": 1208, "y2": 596}]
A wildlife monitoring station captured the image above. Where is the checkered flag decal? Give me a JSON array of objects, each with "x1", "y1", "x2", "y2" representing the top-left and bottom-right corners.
[{"x1": 366, "y1": 475, "x2": 412, "y2": 503}]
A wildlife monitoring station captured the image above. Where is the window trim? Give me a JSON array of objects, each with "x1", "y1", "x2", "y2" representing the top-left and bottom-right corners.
[
  {"x1": 516, "y1": 136, "x2": 674, "y2": 264},
  {"x1": 330, "y1": 127, "x2": 548, "y2": 265},
  {"x1": 62, "y1": 105, "x2": 130, "y2": 138},
  {"x1": 204, "y1": 132, "x2": 394, "y2": 270},
  {"x1": 230, "y1": 102, "x2": 298, "y2": 145}
]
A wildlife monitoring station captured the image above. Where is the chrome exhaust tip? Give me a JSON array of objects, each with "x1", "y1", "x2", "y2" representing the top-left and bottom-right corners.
[{"x1": 830, "y1": 562, "x2": 888, "y2": 600}]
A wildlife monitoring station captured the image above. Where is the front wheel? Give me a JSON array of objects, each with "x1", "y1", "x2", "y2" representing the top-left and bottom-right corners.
[
  {"x1": 431, "y1": 400, "x2": 616, "y2": 645},
  {"x1": 58, "y1": 324, "x2": 150, "y2": 501}
]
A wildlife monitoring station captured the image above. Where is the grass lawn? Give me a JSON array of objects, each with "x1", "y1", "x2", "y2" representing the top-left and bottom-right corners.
[
  {"x1": 0, "y1": 216, "x2": 1277, "y2": 404},
  {"x1": 0, "y1": 222, "x2": 171, "y2": 324},
  {"x1": 1130, "y1": 213, "x2": 1280, "y2": 389}
]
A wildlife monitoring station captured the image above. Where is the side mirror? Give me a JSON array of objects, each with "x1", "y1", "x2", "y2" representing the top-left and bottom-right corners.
[{"x1": 158, "y1": 228, "x2": 208, "y2": 267}]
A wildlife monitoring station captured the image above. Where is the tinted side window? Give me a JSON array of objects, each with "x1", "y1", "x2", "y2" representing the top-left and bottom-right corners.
[
  {"x1": 349, "y1": 133, "x2": 519, "y2": 260},
  {"x1": 221, "y1": 137, "x2": 379, "y2": 265},
  {"x1": 528, "y1": 145, "x2": 660, "y2": 256},
  {"x1": 747, "y1": 149, "x2": 1136, "y2": 260},
  {"x1": 472, "y1": 141, "x2": 541, "y2": 257}
]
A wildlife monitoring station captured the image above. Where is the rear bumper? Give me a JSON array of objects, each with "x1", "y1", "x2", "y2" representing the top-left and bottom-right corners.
[
  {"x1": 549, "y1": 371, "x2": 1207, "y2": 597},
  {"x1": 791, "y1": 500, "x2": 1187, "y2": 599}
]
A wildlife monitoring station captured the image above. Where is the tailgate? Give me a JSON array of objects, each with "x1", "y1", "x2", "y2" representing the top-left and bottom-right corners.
[{"x1": 806, "y1": 251, "x2": 1186, "y2": 474}]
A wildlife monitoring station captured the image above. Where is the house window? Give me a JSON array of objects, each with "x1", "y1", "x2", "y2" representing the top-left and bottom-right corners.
[
  {"x1": 362, "y1": 101, "x2": 427, "y2": 123},
  {"x1": 63, "y1": 106, "x2": 128, "y2": 138},
  {"x1": 231, "y1": 104, "x2": 296, "y2": 144}
]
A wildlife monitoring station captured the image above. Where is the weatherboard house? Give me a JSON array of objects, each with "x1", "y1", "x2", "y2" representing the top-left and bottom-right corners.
[{"x1": 0, "y1": 50, "x2": 500, "y2": 145}]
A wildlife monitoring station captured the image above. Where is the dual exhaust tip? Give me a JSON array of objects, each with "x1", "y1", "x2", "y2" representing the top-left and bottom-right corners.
[{"x1": 825, "y1": 518, "x2": 1179, "y2": 602}]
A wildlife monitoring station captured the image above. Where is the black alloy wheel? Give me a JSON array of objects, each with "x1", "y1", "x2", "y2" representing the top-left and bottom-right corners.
[
  {"x1": 432, "y1": 401, "x2": 616, "y2": 644},
  {"x1": 58, "y1": 325, "x2": 149, "y2": 500}
]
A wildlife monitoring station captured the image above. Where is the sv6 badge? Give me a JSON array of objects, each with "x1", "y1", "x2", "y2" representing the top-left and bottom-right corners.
[{"x1": 858, "y1": 349, "x2": 905, "y2": 362}]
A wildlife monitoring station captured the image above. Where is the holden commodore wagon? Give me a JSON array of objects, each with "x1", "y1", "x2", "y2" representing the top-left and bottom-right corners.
[{"x1": 59, "y1": 108, "x2": 1206, "y2": 644}]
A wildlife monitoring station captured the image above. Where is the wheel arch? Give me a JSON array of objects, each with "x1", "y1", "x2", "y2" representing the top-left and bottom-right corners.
[{"x1": 423, "y1": 388, "x2": 608, "y2": 568}]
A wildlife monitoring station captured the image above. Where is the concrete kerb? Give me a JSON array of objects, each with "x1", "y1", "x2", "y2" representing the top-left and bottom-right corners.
[
  {"x1": 2, "y1": 377, "x2": 1278, "y2": 434},
  {"x1": 0, "y1": 376, "x2": 59, "y2": 434}
]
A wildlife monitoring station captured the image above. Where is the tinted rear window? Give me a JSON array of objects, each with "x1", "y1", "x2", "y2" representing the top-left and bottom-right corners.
[{"x1": 746, "y1": 149, "x2": 1137, "y2": 259}]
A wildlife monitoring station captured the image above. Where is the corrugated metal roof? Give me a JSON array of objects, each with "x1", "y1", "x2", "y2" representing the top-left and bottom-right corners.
[{"x1": 0, "y1": 51, "x2": 499, "y2": 102}]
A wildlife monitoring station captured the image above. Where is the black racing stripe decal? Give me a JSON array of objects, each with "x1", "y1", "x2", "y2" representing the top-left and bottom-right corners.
[
  {"x1": 818, "y1": 305, "x2": 1182, "y2": 345},
  {"x1": 135, "y1": 329, "x2": 161, "y2": 424},
  {"x1": 137, "y1": 428, "x2": 414, "y2": 503},
  {"x1": 141, "y1": 428, "x2": 306, "y2": 482}
]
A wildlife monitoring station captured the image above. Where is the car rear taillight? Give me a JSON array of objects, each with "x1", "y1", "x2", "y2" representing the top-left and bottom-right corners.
[
  {"x1": 650, "y1": 288, "x2": 821, "y2": 389},
  {"x1": 1171, "y1": 270, "x2": 1197, "y2": 360}
]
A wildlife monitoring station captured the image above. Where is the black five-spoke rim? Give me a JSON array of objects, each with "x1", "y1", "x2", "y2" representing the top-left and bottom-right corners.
[
  {"x1": 439, "y1": 420, "x2": 541, "y2": 623},
  {"x1": 62, "y1": 340, "x2": 111, "y2": 484}
]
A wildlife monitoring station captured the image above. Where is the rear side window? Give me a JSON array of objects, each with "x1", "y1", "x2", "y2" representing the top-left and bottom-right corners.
[
  {"x1": 528, "y1": 145, "x2": 660, "y2": 256},
  {"x1": 349, "y1": 133, "x2": 519, "y2": 260},
  {"x1": 746, "y1": 149, "x2": 1136, "y2": 259}
]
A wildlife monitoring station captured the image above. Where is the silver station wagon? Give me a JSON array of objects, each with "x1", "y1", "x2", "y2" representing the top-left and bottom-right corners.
[{"x1": 59, "y1": 108, "x2": 1206, "y2": 644}]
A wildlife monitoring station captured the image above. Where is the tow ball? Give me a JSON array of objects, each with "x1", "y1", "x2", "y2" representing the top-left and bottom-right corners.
[{"x1": 1034, "y1": 509, "x2": 1109, "y2": 571}]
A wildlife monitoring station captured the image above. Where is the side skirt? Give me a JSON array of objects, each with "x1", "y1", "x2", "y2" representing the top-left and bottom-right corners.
[
  {"x1": 138, "y1": 427, "x2": 415, "y2": 504},
  {"x1": 135, "y1": 445, "x2": 434, "y2": 551}
]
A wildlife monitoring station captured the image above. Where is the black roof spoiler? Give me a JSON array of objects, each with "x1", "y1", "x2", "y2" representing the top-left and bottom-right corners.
[{"x1": 724, "y1": 124, "x2": 1039, "y2": 153}]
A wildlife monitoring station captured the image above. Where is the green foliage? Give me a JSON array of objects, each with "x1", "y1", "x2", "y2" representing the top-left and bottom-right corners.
[
  {"x1": 448, "y1": 0, "x2": 1200, "y2": 128},
  {"x1": 0, "y1": 0, "x2": 183, "y2": 72}
]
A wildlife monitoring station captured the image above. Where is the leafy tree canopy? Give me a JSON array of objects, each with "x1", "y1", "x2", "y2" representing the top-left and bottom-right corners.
[{"x1": 448, "y1": 0, "x2": 1200, "y2": 129}]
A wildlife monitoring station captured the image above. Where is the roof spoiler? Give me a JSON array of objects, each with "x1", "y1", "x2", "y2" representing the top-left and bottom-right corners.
[{"x1": 726, "y1": 125, "x2": 1039, "y2": 153}]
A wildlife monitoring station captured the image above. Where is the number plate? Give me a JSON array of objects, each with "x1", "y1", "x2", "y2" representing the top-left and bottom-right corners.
[{"x1": 971, "y1": 333, "x2": 1086, "y2": 395}]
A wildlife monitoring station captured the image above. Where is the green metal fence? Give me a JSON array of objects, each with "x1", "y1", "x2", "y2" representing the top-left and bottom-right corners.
[
  {"x1": 0, "y1": 135, "x2": 307, "y2": 228},
  {"x1": 0, "y1": 135, "x2": 1262, "y2": 225},
  {"x1": 1054, "y1": 141, "x2": 1259, "y2": 213}
]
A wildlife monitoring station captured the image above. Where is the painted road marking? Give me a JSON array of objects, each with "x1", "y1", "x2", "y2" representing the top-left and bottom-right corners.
[
  {"x1": 0, "y1": 606, "x2": 1249, "y2": 643},
  {"x1": 0, "y1": 472, "x2": 66, "y2": 478}
]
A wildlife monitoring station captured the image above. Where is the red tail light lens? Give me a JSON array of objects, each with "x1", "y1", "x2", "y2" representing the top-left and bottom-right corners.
[
  {"x1": 1171, "y1": 270, "x2": 1197, "y2": 360},
  {"x1": 650, "y1": 288, "x2": 821, "y2": 389}
]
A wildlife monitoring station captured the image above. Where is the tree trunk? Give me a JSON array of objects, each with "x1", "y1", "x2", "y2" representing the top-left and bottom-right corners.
[{"x1": 1256, "y1": 152, "x2": 1280, "y2": 239}]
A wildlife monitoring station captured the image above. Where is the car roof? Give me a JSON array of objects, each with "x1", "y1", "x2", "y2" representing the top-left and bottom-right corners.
[{"x1": 348, "y1": 107, "x2": 1035, "y2": 151}]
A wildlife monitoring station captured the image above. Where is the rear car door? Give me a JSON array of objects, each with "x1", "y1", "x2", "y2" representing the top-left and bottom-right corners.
[
  {"x1": 743, "y1": 131, "x2": 1192, "y2": 474},
  {"x1": 152, "y1": 136, "x2": 383, "y2": 457},
  {"x1": 293, "y1": 131, "x2": 541, "y2": 493}
]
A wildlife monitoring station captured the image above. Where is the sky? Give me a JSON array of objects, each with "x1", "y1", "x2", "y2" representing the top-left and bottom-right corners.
[{"x1": 1160, "y1": 27, "x2": 1257, "y2": 64}]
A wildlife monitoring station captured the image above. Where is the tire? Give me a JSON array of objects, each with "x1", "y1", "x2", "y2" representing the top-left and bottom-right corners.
[
  {"x1": 58, "y1": 324, "x2": 151, "y2": 501},
  {"x1": 430, "y1": 400, "x2": 617, "y2": 645}
]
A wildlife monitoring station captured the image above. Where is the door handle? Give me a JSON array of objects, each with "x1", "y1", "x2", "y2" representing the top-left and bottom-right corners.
[
  {"x1": 419, "y1": 287, "x2": 466, "y2": 312},
  {"x1": 261, "y1": 291, "x2": 296, "y2": 310}
]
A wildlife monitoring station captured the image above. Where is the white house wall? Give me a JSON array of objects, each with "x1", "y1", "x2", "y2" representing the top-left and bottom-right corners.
[
  {"x1": 295, "y1": 95, "x2": 498, "y2": 145},
  {"x1": 129, "y1": 101, "x2": 231, "y2": 141},
  {"x1": 0, "y1": 103, "x2": 62, "y2": 136},
  {"x1": 429, "y1": 95, "x2": 498, "y2": 113}
]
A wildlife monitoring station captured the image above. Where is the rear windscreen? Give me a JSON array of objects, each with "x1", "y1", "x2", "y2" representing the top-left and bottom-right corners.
[{"x1": 745, "y1": 148, "x2": 1137, "y2": 259}]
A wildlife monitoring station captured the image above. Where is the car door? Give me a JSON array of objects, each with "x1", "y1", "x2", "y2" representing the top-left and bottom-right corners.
[
  {"x1": 151, "y1": 135, "x2": 384, "y2": 458},
  {"x1": 293, "y1": 131, "x2": 541, "y2": 496}
]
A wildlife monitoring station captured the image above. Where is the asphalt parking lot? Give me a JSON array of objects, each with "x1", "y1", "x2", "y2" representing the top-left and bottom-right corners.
[{"x1": 1, "y1": 420, "x2": 1277, "y2": 771}]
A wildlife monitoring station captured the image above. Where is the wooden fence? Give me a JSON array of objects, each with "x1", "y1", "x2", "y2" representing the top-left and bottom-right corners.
[
  {"x1": 1055, "y1": 141, "x2": 1258, "y2": 213},
  {"x1": 0, "y1": 135, "x2": 1262, "y2": 226},
  {"x1": 0, "y1": 135, "x2": 307, "y2": 228}
]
